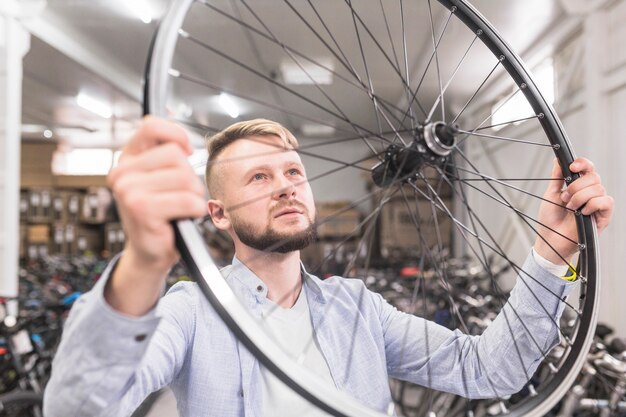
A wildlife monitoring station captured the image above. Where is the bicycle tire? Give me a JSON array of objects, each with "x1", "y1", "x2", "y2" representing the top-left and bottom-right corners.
[
  {"x1": 0, "y1": 390, "x2": 42, "y2": 417},
  {"x1": 144, "y1": 1, "x2": 600, "y2": 416}
]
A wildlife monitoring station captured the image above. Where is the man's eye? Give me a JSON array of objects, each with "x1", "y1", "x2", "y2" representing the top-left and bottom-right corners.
[
  {"x1": 253, "y1": 173, "x2": 266, "y2": 181},
  {"x1": 288, "y1": 169, "x2": 301, "y2": 176}
]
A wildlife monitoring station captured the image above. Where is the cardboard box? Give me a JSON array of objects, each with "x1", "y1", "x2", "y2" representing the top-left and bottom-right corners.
[
  {"x1": 27, "y1": 224, "x2": 50, "y2": 244},
  {"x1": 316, "y1": 202, "x2": 361, "y2": 239},
  {"x1": 379, "y1": 198, "x2": 452, "y2": 256}
]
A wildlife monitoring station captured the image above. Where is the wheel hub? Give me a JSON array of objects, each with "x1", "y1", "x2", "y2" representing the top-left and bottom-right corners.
[{"x1": 371, "y1": 122, "x2": 459, "y2": 187}]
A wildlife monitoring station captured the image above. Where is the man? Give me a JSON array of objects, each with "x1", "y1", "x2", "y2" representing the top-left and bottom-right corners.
[{"x1": 44, "y1": 117, "x2": 614, "y2": 416}]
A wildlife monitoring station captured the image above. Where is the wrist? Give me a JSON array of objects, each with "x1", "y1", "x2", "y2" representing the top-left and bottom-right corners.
[
  {"x1": 533, "y1": 239, "x2": 572, "y2": 266},
  {"x1": 104, "y1": 247, "x2": 170, "y2": 317}
]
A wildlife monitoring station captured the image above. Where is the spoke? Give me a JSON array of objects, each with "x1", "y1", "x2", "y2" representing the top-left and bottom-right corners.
[
  {"x1": 426, "y1": 33, "x2": 479, "y2": 122},
  {"x1": 304, "y1": 0, "x2": 411, "y2": 131},
  {"x1": 409, "y1": 179, "x2": 505, "y2": 398},
  {"x1": 431, "y1": 168, "x2": 558, "y2": 368},
  {"x1": 240, "y1": 0, "x2": 386, "y2": 159},
  {"x1": 436, "y1": 166, "x2": 581, "y2": 340},
  {"x1": 427, "y1": 0, "x2": 445, "y2": 123},
  {"x1": 451, "y1": 57, "x2": 503, "y2": 124},
  {"x1": 400, "y1": 9, "x2": 455, "y2": 126},
  {"x1": 282, "y1": 0, "x2": 411, "y2": 127},
  {"x1": 414, "y1": 173, "x2": 582, "y2": 315},
  {"x1": 398, "y1": 187, "x2": 471, "y2": 334},
  {"x1": 231, "y1": 185, "x2": 398, "y2": 281},
  {"x1": 454, "y1": 175, "x2": 579, "y2": 246},
  {"x1": 345, "y1": 0, "x2": 384, "y2": 139},
  {"x1": 198, "y1": 0, "x2": 408, "y2": 120},
  {"x1": 341, "y1": 0, "x2": 425, "y2": 118},
  {"x1": 172, "y1": 77, "x2": 386, "y2": 163},
  {"x1": 172, "y1": 69, "x2": 390, "y2": 145},
  {"x1": 379, "y1": 0, "x2": 402, "y2": 85},
  {"x1": 178, "y1": 30, "x2": 391, "y2": 144},
  {"x1": 262, "y1": 190, "x2": 389, "y2": 321},
  {"x1": 230, "y1": 0, "x2": 295, "y2": 128},
  {"x1": 174, "y1": 118, "x2": 220, "y2": 134},
  {"x1": 476, "y1": 114, "x2": 542, "y2": 131},
  {"x1": 185, "y1": 125, "x2": 399, "y2": 172},
  {"x1": 451, "y1": 165, "x2": 576, "y2": 213},
  {"x1": 457, "y1": 129, "x2": 555, "y2": 148},
  {"x1": 410, "y1": 175, "x2": 581, "y2": 323},
  {"x1": 454, "y1": 84, "x2": 524, "y2": 149},
  {"x1": 399, "y1": 0, "x2": 420, "y2": 126},
  {"x1": 454, "y1": 147, "x2": 581, "y2": 268},
  {"x1": 225, "y1": 151, "x2": 384, "y2": 212}
]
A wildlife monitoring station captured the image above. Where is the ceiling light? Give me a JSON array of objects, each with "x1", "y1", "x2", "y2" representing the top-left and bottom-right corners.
[
  {"x1": 219, "y1": 93, "x2": 239, "y2": 118},
  {"x1": 77, "y1": 92, "x2": 112, "y2": 119},
  {"x1": 300, "y1": 123, "x2": 336, "y2": 137},
  {"x1": 125, "y1": 0, "x2": 153, "y2": 24},
  {"x1": 21, "y1": 124, "x2": 48, "y2": 133},
  {"x1": 280, "y1": 59, "x2": 334, "y2": 85}
]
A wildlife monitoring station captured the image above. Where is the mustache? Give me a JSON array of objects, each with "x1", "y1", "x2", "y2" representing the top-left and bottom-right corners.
[{"x1": 270, "y1": 201, "x2": 310, "y2": 217}]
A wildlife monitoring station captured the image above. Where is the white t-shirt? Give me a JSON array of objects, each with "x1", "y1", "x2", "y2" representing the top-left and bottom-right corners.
[{"x1": 259, "y1": 288, "x2": 334, "y2": 416}]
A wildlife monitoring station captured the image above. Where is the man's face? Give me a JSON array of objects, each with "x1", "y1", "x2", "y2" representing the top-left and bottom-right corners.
[{"x1": 214, "y1": 135, "x2": 316, "y2": 253}]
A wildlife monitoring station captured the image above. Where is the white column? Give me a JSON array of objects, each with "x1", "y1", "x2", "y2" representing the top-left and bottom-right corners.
[
  {"x1": 0, "y1": 9, "x2": 30, "y2": 299},
  {"x1": 581, "y1": 8, "x2": 615, "y2": 330}
]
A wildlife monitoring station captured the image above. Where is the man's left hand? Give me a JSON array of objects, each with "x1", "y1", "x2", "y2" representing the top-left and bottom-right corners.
[{"x1": 534, "y1": 157, "x2": 614, "y2": 265}]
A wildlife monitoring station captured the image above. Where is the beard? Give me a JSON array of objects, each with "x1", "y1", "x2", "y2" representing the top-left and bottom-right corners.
[{"x1": 230, "y1": 206, "x2": 317, "y2": 254}]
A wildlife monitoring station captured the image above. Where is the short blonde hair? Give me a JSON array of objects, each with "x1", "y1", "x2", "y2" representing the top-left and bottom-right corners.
[{"x1": 205, "y1": 119, "x2": 299, "y2": 197}]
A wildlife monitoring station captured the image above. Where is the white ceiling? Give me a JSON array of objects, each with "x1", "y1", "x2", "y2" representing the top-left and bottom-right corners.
[{"x1": 19, "y1": 0, "x2": 565, "y2": 148}]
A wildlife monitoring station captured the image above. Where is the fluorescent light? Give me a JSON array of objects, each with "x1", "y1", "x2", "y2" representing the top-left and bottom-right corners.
[
  {"x1": 300, "y1": 123, "x2": 335, "y2": 137},
  {"x1": 77, "y1": 92, "x2": 112, "y2": 119},
  {"x1": 280, "y1": 59, "x2": 334, "y2": 85},
  {"x1": 52, "y1": 148, "x2": 114, "y2": 175},
  {"x1": 125, "y1": 0, "x2": 153, "y2": 23},
  {"x1": 219, "y1": 93, "x2": 239, "y2": 118},
  {"x1": 21, "y1": 124, "x2": 47, "y2": 133}
]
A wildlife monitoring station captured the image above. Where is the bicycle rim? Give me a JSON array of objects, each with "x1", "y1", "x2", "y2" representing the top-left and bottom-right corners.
[{"x1": 144, "y1": 1, "x2": 599, "y2": 416}]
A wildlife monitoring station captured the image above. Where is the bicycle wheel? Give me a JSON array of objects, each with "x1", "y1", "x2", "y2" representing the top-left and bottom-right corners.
[
  {"x1": 0, "y1": 390, "x2": 43, "y2": 417},
  {"x1": 144, "y1": 1, "x2": 599, "y2": 416}
]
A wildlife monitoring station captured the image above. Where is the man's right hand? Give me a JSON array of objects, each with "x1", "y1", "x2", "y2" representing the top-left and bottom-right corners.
[{"x1": 104, "y1": 116, "x2": 207, "y2": 316}]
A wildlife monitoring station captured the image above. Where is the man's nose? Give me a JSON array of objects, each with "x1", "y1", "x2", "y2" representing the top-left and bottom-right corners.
[{"x1": 272, "y1": 175, "x2": 296, "y2": 200}]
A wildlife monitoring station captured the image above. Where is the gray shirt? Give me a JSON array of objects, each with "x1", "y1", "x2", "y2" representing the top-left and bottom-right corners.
[{"x1": 43, "y1": 252, "x2": 577, "y2": 416}]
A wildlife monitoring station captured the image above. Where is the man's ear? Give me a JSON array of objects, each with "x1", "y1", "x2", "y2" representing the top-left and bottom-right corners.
[{"x1": 207, "y1": 199, "x2": 231, "y2": 230}]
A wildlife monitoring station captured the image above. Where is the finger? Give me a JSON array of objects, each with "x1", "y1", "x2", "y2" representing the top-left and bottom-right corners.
[
  {"x1": 565, "y1": 183, "x2": 606, "y2": 210},
  {"x1": 569, "y1": 157, "x2": 595, "y2": 175},
  {"x1": 561, "y1": 171, "x2": 601, "y2": 203},
  {"x1": 580, "y1": 195, "x2": 614, "y2": 227},
  {"x1": 109, "y1": 143, "x2": 190, "y2": 185},
  {"x1": 122, "y1": 116, "x2": 192, "y2": 157},
  {"x1": 113, "y1": 168, "x2": 206, "y2": 198}
]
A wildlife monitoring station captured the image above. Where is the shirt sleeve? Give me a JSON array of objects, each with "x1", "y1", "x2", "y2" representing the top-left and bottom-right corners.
[
  {"x1": 378, "y1": 251, "x2": 578, "y2": 399},
  {"x1": 43, "y1": 255, "x2": 196, "y2": 417}
]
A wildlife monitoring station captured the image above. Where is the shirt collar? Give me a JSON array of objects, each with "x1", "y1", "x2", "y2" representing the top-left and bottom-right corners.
[{"x1": 226, "y1": 255, "x2": 326, "y2": 303}]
